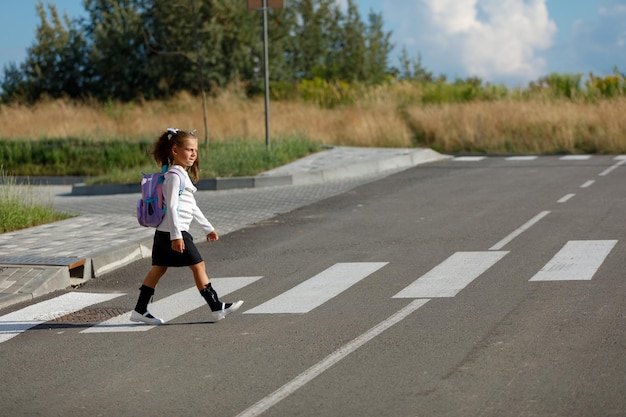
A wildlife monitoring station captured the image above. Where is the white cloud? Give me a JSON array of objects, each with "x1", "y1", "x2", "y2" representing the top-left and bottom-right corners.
[
  {"x1": 427, "y1": 0, "x2": 482, "y2": 34},
  {"x1": 421, "y1": 0, "x2": 556, "y2": 83}
]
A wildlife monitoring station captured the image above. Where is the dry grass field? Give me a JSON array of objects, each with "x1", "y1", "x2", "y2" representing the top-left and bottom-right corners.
[{"x1": 1, "y1": 84, "x2": 625, "y2": 154}]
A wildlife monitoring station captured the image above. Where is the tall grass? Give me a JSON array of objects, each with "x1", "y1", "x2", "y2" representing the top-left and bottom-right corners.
[
  {"x1": 1, "y1": 74, "x2": 625, "y2": 155},
  {"x1": 0, "y1": 169, "x2": 74, "y2": 233},
  {"x1": 402, "y1": 98, "x2": 626, "y2": 154}
]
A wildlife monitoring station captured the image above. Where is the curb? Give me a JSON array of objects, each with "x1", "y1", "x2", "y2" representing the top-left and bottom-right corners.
[
  {"x1": 70, "y1": 175, "x2": 296, "y2": 195},
  {"x1": 0, "y1": 265, "x2": 70, "y2": 307}
]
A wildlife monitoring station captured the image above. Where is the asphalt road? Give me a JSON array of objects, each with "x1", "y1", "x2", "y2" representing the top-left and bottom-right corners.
[{"x1": 1, "y1": 155, "x2": 625, "y2": 417}]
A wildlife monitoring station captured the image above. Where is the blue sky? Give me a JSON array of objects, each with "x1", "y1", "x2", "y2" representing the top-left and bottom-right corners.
[{"x1": 1, "y1": 0, "x2": 625, "y2": 87}]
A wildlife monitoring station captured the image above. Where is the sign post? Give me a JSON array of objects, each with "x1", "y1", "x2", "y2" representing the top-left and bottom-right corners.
[{"x1": 247, "y1": 0, "x2": 283, "y2": 150}]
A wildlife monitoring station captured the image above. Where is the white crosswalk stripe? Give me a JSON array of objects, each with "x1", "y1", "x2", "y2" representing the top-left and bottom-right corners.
[
  {"x1": 506, "y1": 156, "x2": 538, "y2": 161},
  {"x1": 530, "y1": 240, "x2": 617, "y2": 281},
  {"x1": 453, "y1": 155, "x2": 604, "y2": 162},
  {"x1": 82, "y1": 276, "x2": 262, "y2": 333},
  {"x1": 0, "y1": 292, "x2": 124, "y2": 344},
  {"x1": 560, "y1": 155, "x2": 592, "y2": 160},
  {"x1": 454, "y1": 156, "x2": 486, "y2": 161},
  {"x1": 244, "y1": 263, "x2": 388, "y2": 314},
  {"x1": 393, "y1": 251, "x2": 508, "y2": 299}
]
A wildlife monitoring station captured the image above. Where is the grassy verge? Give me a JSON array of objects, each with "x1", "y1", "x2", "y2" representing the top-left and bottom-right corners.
[
  {"x1": 87, "y1": 134, "x2": 321, "y2": 184},
  {"x1": 0, "y1": 169, "x2": 75, "y2": 233},
  {"x1": 0, "y1": 135, "x2": 321, "y2": 183}
]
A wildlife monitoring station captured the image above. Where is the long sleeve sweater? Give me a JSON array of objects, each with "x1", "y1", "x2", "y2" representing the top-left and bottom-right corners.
[{"x1": 156, "y1": 165, "x2": 215, "y2": 240}]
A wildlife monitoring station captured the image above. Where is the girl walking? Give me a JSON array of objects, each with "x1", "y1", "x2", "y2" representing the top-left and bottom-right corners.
[{"x1": 131, "y1": 128, "x2": 243, "y2": 325}]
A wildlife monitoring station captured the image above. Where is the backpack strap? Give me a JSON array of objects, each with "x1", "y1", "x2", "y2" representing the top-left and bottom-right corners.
[{"x1": 165, "y1": 166, "x2": 185, "y2": 196}]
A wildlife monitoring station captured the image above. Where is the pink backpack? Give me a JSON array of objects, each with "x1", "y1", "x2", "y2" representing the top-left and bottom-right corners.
[{"x1": 136, "y1": 166, "x2": 185, "y2": 227}]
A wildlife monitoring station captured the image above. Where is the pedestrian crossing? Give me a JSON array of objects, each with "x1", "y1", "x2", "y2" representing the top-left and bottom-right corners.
[
  {"x1": 0, "y1": 239, "x2": 618, "y2": 344},
  {"x1": 453, "y1": 155, "x2": 599, "y2": 162},
  {"x1": 453, "y1": 155, "x2": 626, "y2": 163}
]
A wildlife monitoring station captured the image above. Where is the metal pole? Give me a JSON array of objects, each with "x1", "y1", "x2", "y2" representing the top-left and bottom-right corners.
[{"x1": 262, "y1": 0, "x2": 271, "y2": 150}]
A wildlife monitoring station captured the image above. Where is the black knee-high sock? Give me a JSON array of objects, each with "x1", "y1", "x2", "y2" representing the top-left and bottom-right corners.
[
  {"x1": 199, "y1": 283, "x2": 231, "y2": 311},
  {"x1": 134, "y1": 285, "x2": 155, "y2": 314}
]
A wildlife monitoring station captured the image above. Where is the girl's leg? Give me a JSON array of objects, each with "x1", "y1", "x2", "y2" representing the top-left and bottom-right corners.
[
  {"x1": 189, "y1": 262, "x2": 210, "y2": 290},
  {"x1": 130, "y1": 266, "x2": 168, "y2": 325},
  {"x1": 191, "y1": 262, "x2": 243, "y2": 321},
  {"x1": 143, "y1": 265, "x2": 168, "y2": 288}
]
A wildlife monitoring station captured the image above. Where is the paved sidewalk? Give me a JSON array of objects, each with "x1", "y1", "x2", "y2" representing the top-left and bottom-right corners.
[{"x1": 0, "y1": 146, "x2": 449, "y2": 310}]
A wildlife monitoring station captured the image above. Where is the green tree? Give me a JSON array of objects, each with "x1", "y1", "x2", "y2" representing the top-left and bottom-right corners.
[
  {"x1": 252, "y1": 2, "x2": 292, "y2": 87},
  {"x1": 83, "y1": 0, "x2": 153, "y2": 100},
  {"x1": 1, "y1": 0, "x2": 399, "y2": 104},
  {"x1": 334, "y1": 0, "x2": 366, "y2": 81},
  {"x1": 286, "y1": 0, "x2": 340, "y2": 80},
  {"x1": 1, "y1": 62, "x2": 26, "y2": 103},
  {"x1": 2, "y1": 2, "x2": 88, "y2": 102},
  {"x1": 397, "y1": 47, "x2": 433, "y2": 82},
  {"x1": 363, "y1": 9, "x2": 393, "y2": 84}
]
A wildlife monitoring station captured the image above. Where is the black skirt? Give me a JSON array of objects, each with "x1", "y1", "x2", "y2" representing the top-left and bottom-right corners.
[{"x1": 151, "y1": 230, "x2": 203, "y2": 267}]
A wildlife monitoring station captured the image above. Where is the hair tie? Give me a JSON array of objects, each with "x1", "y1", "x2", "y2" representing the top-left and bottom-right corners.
[{"x1": 167, "y1": 127, "x2": 179, "y2": 140}]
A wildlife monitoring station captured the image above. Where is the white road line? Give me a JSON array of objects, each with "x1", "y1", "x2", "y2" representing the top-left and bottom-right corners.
[
  {"x1": 558, "y1": 194, "x2": 575, "y2": 203},
  {"x1": 245, "y1": 263, "x2": 388, "y2": 314},
  {"x1": 489, "y1": 211, "x2": 550, "y2": 251},
  {"x1": 530, "y1": 240, "x2": 618, "y2": 281},
  {"x1": 235, "y1": 298, "x2": 430, "y2": 417},
  {"x1": 82, "y1": 277, "x2": 262, "y2": 333},
  {"x1": 599, "y1": 158, "x2": 626, "y2": 176},
  {"x1": 0, "y1": 292, "x2": 124, "y2": 344},
  {"x1": 454, "y1": 156, "x2": 486, "y2": 162},
  {"x1": 506, "y1": 156, "x2": 538, "y2": 161},
  {"x1": 560, "y1": 155, "x2": 592, "y2": 160},
  {"x1": 393, "y1": 251, "x2": 508, "y2": 298},
  {"x1": 580, "y1": 180, "x2": 595, "y2": 188}
]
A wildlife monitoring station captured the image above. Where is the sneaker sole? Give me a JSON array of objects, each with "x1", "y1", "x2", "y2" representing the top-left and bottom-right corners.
[
  {"x1": 212, "y1": 300, "x2": 244, "y2": 321},
  {"x1": 130, "y1": 310, "x2": 165, "y2": 325}
]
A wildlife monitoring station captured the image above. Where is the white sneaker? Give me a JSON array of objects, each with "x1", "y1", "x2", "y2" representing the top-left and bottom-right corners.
[
  {"x1": 211, "y1": 300, "x2": 244, "y2": 321},
  {"x1": 130, "y1": 310, "x2": 165, "y2": 325}
]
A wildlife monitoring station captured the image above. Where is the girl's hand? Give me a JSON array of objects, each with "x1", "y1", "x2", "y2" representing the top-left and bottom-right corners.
[
  {"x1": 171, "y1": 238, "x2": 185, "y2": 253},
  {"x1": 207, "y1": 231, "x2": 219, "y2": 242}
]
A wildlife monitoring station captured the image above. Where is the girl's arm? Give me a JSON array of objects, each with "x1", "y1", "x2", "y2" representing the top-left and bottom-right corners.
[
  {"x1": 191, "y1": 203, "x2": 214, "y2": 234},
  {"x1": 191, "y1": 204, "x2": 217, "y2": 242}
]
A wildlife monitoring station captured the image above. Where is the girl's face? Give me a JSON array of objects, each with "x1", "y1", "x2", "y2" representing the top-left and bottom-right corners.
[{"x1": 172, "y1": 137, "x2": 198, "y2": 168}]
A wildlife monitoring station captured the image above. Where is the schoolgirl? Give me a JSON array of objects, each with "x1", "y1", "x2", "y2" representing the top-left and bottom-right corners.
[{"x1": 131, "y1": 128, "x2": 243, "y2": 324}]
